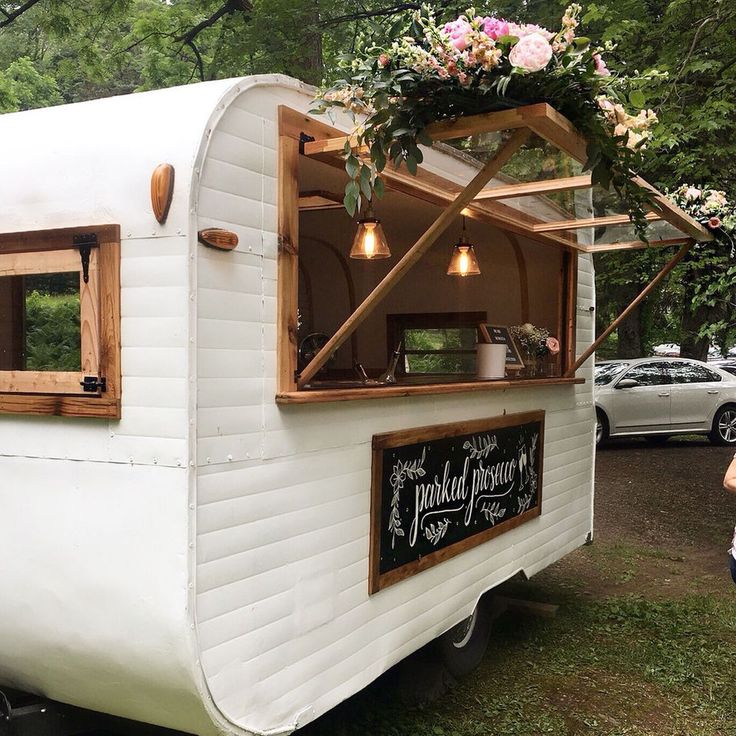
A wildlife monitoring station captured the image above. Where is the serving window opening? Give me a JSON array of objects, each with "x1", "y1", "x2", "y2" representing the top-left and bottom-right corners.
[
  {"x1": 295, "y1": 176, "x2": 572, "y2": 391},
  {"x1": 276, "y1": 109, "x2": 584, "y2": 403}
]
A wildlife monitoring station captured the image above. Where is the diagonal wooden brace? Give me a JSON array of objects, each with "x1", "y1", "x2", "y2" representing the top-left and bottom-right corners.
[
  {"x1": 564, "y1": 240, "x2": 693, "y2": 377},
  {"x1": 298, "y1": 128, "x2": 532, "y2": 387}
]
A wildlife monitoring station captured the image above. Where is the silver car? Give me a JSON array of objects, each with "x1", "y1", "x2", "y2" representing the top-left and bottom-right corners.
[{"x1": 594, "y1": 357, "x2": 736, "y2": 446}]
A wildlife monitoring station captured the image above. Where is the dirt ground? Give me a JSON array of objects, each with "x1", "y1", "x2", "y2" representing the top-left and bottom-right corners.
[{"x1": 561, "y1": 437, "x2": 736, "y2": 600}]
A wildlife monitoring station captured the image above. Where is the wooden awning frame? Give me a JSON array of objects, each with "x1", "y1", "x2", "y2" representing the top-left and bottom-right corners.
[
  {"x1": 302, "y1": 102, "x2": 712, "y2": 251},
  {"x1": 288, "y1": 103, "x2": 711, "y2": 389}
]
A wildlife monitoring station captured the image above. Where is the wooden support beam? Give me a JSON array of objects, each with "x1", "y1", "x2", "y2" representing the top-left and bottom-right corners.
[
  {"x1": 298, "y1": 190, "x2": 344, "y2": 211},
  {"x1": 532, "y1": 211, "x2": 661, "y2": 233},
  {"x1": 297, "y1": 128, "x2": 532, "y2": 387},
  {"x1": 475, "y1": 175, "x2": 592, "y2": 201},
  {"x1": 303, "y1": 137, "x2": 367, "y2": 157},
  {"x1": 564, "y1": 240, "x2": 694, "y2": 377},
  {"x1": 277, "y1": 133, "x2": 300, "y2": 394},
  {"x1": 633, "y1": 176, "x2": 712, "y2": 242},
  {"x1": 584, "y1": 237, "x2": 690, "y2": 253}
]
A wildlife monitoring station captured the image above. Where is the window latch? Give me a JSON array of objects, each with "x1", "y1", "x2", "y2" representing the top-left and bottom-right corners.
[
  {"x1": 80, "y1": 376, "x2": 107, "y2": 393},
  {"x1": 73, "y1": 233, "x2": 98, "y2": 284}
]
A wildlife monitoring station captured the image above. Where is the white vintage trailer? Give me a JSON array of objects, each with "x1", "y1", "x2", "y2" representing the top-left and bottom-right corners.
[{"x1": 0, "y1": 75, "x2": 708, "y2": 735}]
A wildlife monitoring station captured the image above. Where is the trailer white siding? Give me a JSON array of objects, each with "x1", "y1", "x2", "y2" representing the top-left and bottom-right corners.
[
  {"x1": 193, "y1": 82, "x2": 595, "y2": 734},
  {"x1": 0, "y1": 75, "x2": 596, "y2": 736},
  {"x1": 0, "y1": 82, "x2": 237, "y2": 735}
]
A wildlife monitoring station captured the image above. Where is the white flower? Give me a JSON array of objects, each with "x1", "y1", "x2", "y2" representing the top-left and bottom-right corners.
[
  {"x1": 685, "y1": 187, "x2": 702, "y2": 201},
  {"x1": 508, "y1": 33, "x2": 553, "y2": 73}
]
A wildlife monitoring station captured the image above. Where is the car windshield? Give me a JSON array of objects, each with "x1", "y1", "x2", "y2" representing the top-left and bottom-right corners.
[{"x1": 595, "y1": 362, "x2": 630, "y2": 385}]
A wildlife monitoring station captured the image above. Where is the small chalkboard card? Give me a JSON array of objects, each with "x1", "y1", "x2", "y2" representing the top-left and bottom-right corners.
[
  {"x1": 482, "y1": 324, "x2": 524, "y2": 371},
  {"x1": 369, "y1": 411, "x2": 545, "y2": 594}
]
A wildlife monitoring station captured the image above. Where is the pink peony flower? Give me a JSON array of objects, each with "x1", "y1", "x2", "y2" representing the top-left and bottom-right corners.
[
  {"x1": 546, "y1": 337, "x2": 560, "y2": 355},
  {"x1": 508, "y1": 33, "x2": 553, "y2": 72},
  {"x1": 685, "y1": 186, "x2": 702, "y2": 201},
  {"x1": 708, "y1": 216, "x2": 722, "y2": 229},
  {"x1": 443, "y1": 17, "x2": 472, "y2": 52},
  {"x1": 507, "y1": 22, "x2": 554, "y2": 41},
  {"x1": 482, "y1": 17, "x2": 511, "y2": 40},
  {"x1": 378, "y1": 54, "x2": 390, "y2": 68},
  {"x1": 593, "y1": 53, "x2": 611, "y2": 77}
]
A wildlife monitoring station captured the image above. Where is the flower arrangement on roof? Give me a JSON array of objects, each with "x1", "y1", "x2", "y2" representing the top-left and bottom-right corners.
[
  {"x1": 312, "y1": 4, "x2": 659, "y2": 237},
  {"x1": 669, "y1": 186, "x2": 735, "y2": 254}
]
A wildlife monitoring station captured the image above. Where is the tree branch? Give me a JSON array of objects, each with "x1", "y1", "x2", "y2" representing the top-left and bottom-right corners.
[
  {"x1": 175, "y1": 0, "x2": 252, "y2": 45},
  {"x1": 320, "y1": 1, "x2": 453, "y2": 28},
  {"x1": 183, "y1": 39, "x2": 205, "y2": 82},
  {"x1": 321, "y1": 3, "x2": 419, "y2": 27},
  {"x1": 0, "y1": 0, "x2": 44, "y2": 29}
]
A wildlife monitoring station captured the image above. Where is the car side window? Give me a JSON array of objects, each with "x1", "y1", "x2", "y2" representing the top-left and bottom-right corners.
[
  {"x1": 622, "y1": 363, "x2": 669, "y2": 386},
  {"x1": 662, "y1": 362, "x2": 722, "y2": 384}
]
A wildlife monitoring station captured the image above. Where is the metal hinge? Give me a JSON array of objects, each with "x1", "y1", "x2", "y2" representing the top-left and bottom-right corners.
[
  {"x1": 80, "y1": 376, "x2": 107, "y2": 393},
  {"x1": 299, "y1": 132, "x2": 315, "y2": 154},
  {"x1": 73, "y1": 233, "x2": 98, "y2": 283}
]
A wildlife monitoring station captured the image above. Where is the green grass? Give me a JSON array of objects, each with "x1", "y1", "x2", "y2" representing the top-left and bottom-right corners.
[{"x1": 307, "y1": 593, "x2": 736, "y2": 736}]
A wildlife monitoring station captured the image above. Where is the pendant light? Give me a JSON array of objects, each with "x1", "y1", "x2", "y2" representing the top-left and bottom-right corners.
[
  {"x1": 350, "y1": 203, "x2": 391, "y2": 259},
  {"x1": 447, "y1": 216, "x2": 481, "y2": 276}
]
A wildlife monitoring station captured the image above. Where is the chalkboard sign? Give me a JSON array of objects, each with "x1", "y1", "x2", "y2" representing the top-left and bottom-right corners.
[
  {"x1": 369, "y1": 411, "x2": 544, "y2": 594},
  {"x1": 483, "y1": 324, "x2": 524, "y2": 370}
]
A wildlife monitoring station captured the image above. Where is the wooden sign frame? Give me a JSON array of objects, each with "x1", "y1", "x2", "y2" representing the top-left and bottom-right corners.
[
  {"x1": 482, "y1": 324, "x2": 524, "y2": 372},
  {"x1": 369, "y1": 410, "x2": 545, "y2": 594}
]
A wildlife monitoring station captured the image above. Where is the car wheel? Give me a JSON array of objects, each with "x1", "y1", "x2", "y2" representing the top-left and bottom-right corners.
[
  {"x1": 710, "y1": 405, "x2": 736, "y2": 446},
  {"x1": 644, "y1": 435, "x2": 669, "y2": 445},
  {"x1": 436, "y1": 601, "x2": 492, "y2": 678},
  {"x1": 595, "y1": 410, "x2": 609, "y2": 446}
]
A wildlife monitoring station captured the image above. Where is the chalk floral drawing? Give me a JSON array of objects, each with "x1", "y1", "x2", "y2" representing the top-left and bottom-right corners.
[
  {"x1": 480, "y1": 501, "x2": 505, "y2": 524},
  {"x1": 424, "y1": 518, "x2": 450, "y2": 545},
  {"x1": 388, "y1": 448, "x2": 426, "y2": 549},
  {"x1": 463, "y1": 434, "x2": 498, "y2": 459},
  {"x1": 517, "y1": 489, "x2": 534, "y2": 513}
]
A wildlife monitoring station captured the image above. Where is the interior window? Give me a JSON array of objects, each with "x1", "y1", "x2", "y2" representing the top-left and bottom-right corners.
[
  {"x1": 662, "y1": 361, "x2": 722, "y2": 384},
  {"x1": 623, "y1": 363, "x2": 669, "y2": 386},
  {"x1": 387, "y1": 312, "x2": 485, "y2": 376}
]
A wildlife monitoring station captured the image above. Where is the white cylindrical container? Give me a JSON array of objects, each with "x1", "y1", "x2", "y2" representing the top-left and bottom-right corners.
[{"x1": 476, "y1": 343, "x2": 507, "y2": 379}]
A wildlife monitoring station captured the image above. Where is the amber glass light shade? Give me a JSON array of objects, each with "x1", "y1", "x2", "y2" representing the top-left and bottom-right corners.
[
  {"x1": 447, "y1": 241, "x2": 481, "y2": 276},
  {"x1": 349, "y1": 217, "x2": 391, "y2": 259}
]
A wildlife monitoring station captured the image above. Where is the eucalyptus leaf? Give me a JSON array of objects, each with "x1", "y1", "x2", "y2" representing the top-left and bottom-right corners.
[{"x1": 343, "y1": 189, "x2": 357, "y2": 217}]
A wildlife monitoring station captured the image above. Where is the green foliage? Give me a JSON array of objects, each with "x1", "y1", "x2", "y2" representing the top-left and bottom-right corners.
[
  {"x1": 24, "y1": 291, "x2": 81, "y2": 371},
  {"x1": 0, "y1": 56, "x2": 62, "y2": 112},
  {"x1": 0, "y1": 0, "x2": 733, "y2": 356}
]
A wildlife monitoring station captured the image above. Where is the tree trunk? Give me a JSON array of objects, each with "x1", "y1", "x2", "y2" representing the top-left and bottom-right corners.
[
  {"x1": 616, "y1": 303, "x2": 644, "y2": 358},
  {"x1": 614, "y1": 281, "x2": 645, "y2": 358},
  {"x1": 300, "y1": 0, "x2": 323, "y2": 84},
  {"x1": 680, "y1": 303, "x2": 712, "y2": 361}
]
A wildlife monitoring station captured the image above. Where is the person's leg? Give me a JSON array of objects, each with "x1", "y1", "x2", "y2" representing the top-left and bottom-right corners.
[{"x1": 729, "y1": 554, "x2": 736, "y2": 584}]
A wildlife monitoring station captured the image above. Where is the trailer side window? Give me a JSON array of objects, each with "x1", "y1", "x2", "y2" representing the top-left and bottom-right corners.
[{"x1": 0, "y1": 226, "x2": 121, "y2": 419}]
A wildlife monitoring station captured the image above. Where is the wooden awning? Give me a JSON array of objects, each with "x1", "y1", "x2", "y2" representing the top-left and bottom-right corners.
[{"x1": 301, "y1": 102, "x2": 712, "y2": 254}]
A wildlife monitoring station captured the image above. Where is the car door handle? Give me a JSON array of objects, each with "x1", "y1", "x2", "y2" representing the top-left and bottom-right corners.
[
  {"x1": 658, "y1": 392, "x2": 670, "y2": 397},
  {"x1": 707, "y1": 390, "x2": 719, "y2": 395}
]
